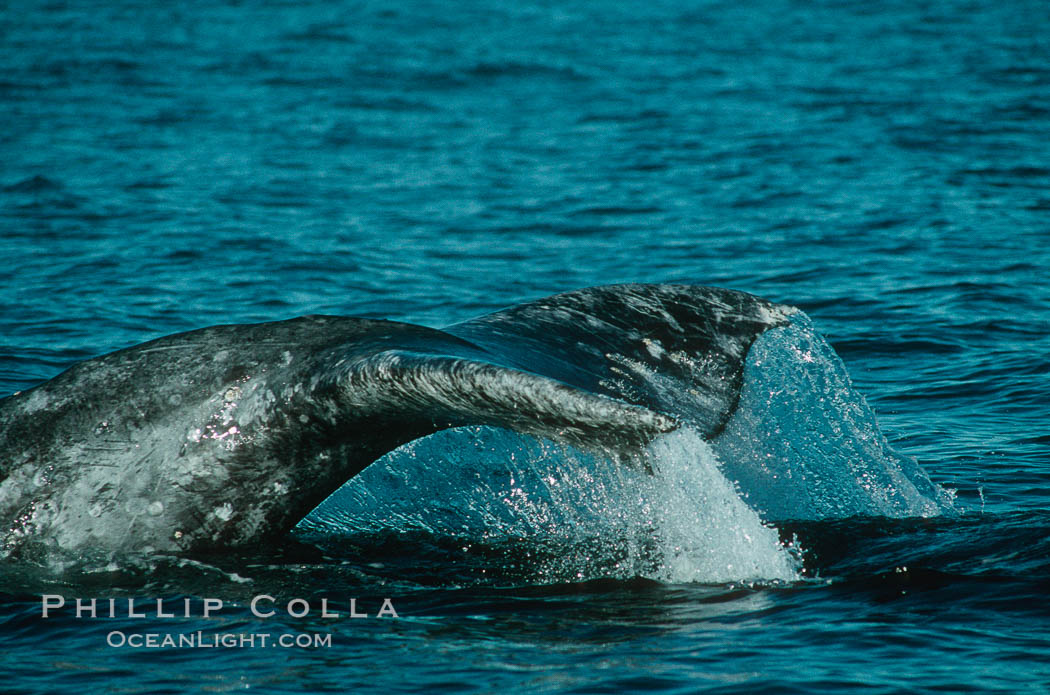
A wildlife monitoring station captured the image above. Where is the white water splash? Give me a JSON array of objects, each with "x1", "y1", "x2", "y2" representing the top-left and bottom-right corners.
[{"x1": 630, "y1": 428, "x2": 800, "y2": 583}]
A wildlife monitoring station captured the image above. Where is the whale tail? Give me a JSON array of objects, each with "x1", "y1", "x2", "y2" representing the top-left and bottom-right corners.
[{"x1": 0, "y1": 284, "x2": 790, "y2": 556}]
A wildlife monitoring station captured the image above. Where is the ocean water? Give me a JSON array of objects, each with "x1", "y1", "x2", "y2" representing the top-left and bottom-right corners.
[{"x1": 2, "y1": 0, "x2": 1049, "y2": 692}]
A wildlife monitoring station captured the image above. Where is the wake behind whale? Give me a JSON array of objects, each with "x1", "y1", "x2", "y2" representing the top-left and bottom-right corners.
[{"x1": 0, "y1": 284, "x2": 947, "y2": 573}]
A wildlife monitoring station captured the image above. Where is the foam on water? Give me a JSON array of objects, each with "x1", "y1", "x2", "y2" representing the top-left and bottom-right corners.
[{"x1": 299, "y1": 425, "x2": 800, "y2": 585}]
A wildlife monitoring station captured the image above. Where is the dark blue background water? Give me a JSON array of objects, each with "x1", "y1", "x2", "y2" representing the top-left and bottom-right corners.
[{"x1": 2, "y1": 0, "x2": 1049, "y2": 692}]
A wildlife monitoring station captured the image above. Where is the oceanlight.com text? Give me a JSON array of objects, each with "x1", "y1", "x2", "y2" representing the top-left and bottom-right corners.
[{"x1": 106, "y1": 630, "x2": 333, "y2": 649}]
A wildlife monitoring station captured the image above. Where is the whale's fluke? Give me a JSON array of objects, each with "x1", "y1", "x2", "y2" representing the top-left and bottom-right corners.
[{"x1": 0, "y1": 284, "x2": 790, "y2": 557}]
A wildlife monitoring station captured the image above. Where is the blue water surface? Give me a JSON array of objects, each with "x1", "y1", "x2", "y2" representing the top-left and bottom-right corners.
[{"x1": 2, "y1": 0, "x2": 1049, "y2": 693}]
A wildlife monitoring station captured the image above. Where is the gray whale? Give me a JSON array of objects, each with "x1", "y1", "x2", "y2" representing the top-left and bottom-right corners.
[{"x1": 0, "y1": 284, "x2": 792, "y2": 558}]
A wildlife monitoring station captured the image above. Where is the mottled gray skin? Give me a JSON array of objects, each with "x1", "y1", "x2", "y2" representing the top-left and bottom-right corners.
[{"x1": 0, "y1": 284, "x2": 791, "y2": 559}]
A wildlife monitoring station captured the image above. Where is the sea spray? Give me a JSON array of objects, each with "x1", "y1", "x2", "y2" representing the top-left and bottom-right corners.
[{"x1": 640, "y1": 428, "x2": 799, "y2": 583}]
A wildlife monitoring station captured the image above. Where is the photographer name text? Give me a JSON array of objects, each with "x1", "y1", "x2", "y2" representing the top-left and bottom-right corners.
[{"x1": 41, "y1": 595, "x2": 399, "y2": 620}]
